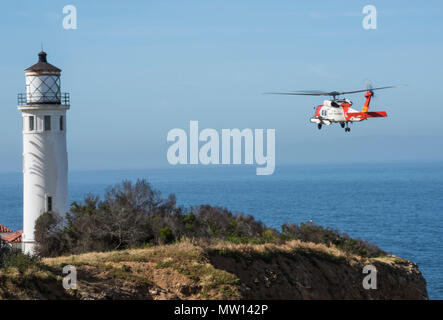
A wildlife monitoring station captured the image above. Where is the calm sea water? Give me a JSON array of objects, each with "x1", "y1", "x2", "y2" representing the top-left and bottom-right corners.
[{"x1": 1, "y1": 163, "x2": 442, "y2": 299}]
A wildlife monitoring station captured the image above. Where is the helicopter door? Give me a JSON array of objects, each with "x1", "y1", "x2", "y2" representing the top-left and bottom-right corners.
[
  {"x1": 321, "y1": 108, "x2": 328, "y2": 117},
  {"x1": 322, "y1": 108, "x2": 332, "y2": 118}
]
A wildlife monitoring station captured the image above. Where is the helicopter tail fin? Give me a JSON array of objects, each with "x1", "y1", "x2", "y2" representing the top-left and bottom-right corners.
[{"x1": 362, "y1": 90, "x2": 373, "y2": 113}]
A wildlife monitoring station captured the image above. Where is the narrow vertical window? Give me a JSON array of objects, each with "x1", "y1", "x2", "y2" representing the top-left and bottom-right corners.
[
  {"x1": 60, "y1": 115, "x2": 64, "y2": 131},
  {"x1": 47, "y1": 196, "x2": 53, "y2": 212},
  {"x1": 44, "y1": 115, "x2": 51, "y2": 131},
  {"x1": 29, "y1": 116, "x2": 35, "y2": 131}
]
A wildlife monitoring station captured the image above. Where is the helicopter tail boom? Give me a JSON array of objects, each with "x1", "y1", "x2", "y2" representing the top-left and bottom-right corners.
[
  {"x1": 365, "y1": 111, "x2": 388, "y2": 118},
  {"x1": 347, "y1": 111, "x2": 387, "y2": 120}
]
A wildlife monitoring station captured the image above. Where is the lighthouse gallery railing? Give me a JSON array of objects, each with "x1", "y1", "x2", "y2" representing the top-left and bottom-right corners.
[{"x1": 17, "y1": 92, "x2": 70, "y2": 106}]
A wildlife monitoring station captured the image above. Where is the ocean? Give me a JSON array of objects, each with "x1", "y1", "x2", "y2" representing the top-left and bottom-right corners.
[{"x1": 1, "y1": 163, "x2": 442, "y2": 299}]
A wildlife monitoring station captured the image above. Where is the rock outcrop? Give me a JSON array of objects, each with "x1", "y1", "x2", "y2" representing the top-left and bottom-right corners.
[{"x1": 0, "y1": 240, "x2": 427, "y2": 300}]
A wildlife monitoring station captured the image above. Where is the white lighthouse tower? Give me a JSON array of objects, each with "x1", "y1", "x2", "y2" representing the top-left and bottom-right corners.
[{"x1": 17, "y1": 51, "x2": 69, "y2": 254}]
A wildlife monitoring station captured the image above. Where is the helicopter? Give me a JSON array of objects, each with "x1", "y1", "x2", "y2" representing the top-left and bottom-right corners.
[{"x1": 267, "y1": 84, "x2": 401, "y2": 132}]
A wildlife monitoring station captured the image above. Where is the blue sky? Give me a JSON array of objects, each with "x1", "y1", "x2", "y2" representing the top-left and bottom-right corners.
[{"x1": 0, "y1": 0, "x2": 442, "y2": 172}]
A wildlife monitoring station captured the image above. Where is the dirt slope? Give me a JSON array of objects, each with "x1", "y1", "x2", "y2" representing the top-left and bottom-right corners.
[{"x1": 0, "y1": 240, "x2": 428, "y2": 300}]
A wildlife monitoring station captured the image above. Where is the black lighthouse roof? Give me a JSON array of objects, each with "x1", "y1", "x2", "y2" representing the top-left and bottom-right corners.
[{"x1": 24, "y1": 51, "x2": 61, "y2": 73}]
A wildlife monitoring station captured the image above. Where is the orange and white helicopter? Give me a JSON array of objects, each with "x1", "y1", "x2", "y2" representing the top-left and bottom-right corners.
[{"x1": 267, "y1": 84, "x2": 400, "y2": 132}]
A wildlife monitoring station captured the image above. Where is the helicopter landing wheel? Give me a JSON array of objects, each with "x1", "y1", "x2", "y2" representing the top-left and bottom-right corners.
[
  {"x1": 318, "y1": 123, "x2": 322, "y2": 130},
  {"x1": 345, "y1": 127, "x2": 351, "y2": 132},
  {"x1": 340, "y1": 122, "x2": 345, "y2": 128}
]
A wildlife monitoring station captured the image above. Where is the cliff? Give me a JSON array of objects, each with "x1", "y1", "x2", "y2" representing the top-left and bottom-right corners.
[{"x1": 0, "y1": 240, "x2": 427, "y2": 300}]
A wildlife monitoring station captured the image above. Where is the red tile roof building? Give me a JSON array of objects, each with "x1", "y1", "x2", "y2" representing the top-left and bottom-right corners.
[
  {"x1": 0, "y1": 224, "x2": 13, "y2": 233},
  {"x1": 1, "y1": 230, "x2": 23, "y2": 243}
]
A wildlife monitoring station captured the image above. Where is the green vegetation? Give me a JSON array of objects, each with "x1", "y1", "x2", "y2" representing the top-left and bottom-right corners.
[
  {"x1": 281, "y1": 222, "x2": 387, "y2": 258},
  {"x1": 0, "y1": 239, "x2": 37, "y2": 272},
  {"x1": 34, "y1": 179, "x2": 386, "y2": 259}
]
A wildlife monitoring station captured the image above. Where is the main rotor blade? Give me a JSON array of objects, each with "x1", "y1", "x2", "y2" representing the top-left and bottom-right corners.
[
  {"x1": 264, "y1": 91, "x2": 330, "y2": 96},
  {"x1": 264, "y1": 85, "x2": 404, "y2": 97},
  {"x1": 291, "y1": 90, "x2": 331, "y2": 95},
  {"x1": 337, "y1": 85, "x2": 403, "y2": 95}
]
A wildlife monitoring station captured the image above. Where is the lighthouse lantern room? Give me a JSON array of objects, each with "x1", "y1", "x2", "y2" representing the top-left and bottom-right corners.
[{"x1": 17, "y1": 51, "x2": 70, "y2": 254}]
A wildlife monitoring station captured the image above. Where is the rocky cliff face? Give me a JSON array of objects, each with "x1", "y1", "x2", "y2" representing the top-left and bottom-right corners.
[
  {"x1": 0, "y1": 240, "x2": 427, "y2": 300},
  {"x1": 207, "y1": 243, "x2": 428, "y2": 299}
]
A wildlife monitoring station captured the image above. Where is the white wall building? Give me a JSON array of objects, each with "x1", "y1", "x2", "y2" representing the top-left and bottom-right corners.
[{"x1": 17, "y1": 51, "x2": 70, "y2": 254}]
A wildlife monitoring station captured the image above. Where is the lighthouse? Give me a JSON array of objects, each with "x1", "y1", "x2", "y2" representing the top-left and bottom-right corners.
[{"x1": 17, "y1": 51, "x2": 69, "y2": 254}]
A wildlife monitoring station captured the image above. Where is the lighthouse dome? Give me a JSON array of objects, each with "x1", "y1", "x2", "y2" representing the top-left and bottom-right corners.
[{"x1": 24, "y1": 51, "x2": 62, "y2": 104}]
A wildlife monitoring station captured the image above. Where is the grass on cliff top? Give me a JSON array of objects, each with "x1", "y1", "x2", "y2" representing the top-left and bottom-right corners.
[
  {"x1": 43, "y1": 240, "x2": 243, "y2": 299},
  {"x1": 42, "y1": 239, "x2": 350, "y2": 266},
  {"x1": 43, "y1": 239, "x2": 399, "y2": 291}
]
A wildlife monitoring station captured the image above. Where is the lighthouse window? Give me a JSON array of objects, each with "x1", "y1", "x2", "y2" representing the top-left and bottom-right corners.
[
  {"x1": 47, "y1": 196, "x2": 53, "y2": 212},
  {"x1": 44, "y1": 116, "x2": 51, "y2": 131},
  {"x1": 29, "y1": 116, "x2": 35, "y2": 131},
  {"x1": 60, "y1": 116, "x2": 64, "y2": 131}
]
